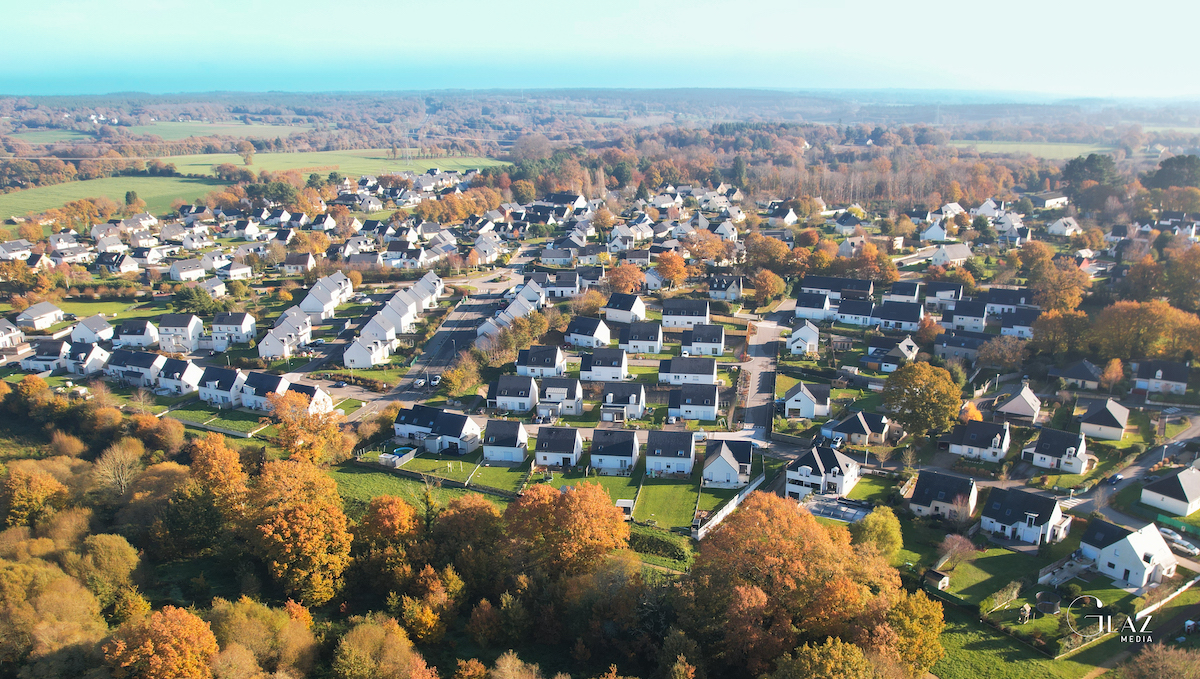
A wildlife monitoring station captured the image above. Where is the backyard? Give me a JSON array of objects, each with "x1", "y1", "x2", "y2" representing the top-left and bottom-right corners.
[
  {"x1": 634, "y1": 469, "x2": 701, "y2": 530},
  {"x1": 399, "y1": 450, "x2": 482, "y2": 483},
  {"x1": 470, "y1": 459, "x2": 532, "y2": 493},
  {"x1": 846, "y1": 475, "x2": 895, "y2": 503},
  {"x1": 328, "y1": 462, "x2": 506, "y2": 520}
]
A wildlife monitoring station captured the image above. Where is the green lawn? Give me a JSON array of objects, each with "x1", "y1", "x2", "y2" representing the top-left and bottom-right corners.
[
  {"x1": 10, "y1": 128, "x2": 97, "y2": 143},
  {"x1": 327, "y1": 462, "x2": 507, "y2": 520},
  {"x1": 634, "y1": 471, "x2": 700, "y2": 530},
  {"x1": 628, "y1": 365, "x2": 659, "y2": 383},
  {"x1": 846, "y1": 475, "x2": 894, "y2": 503},
  {"x1": 170, "y1": 404, "x2": 222, "y2": 425},
  {"x1": 697, "y1": 486, "x2": 739, "y2": 513},
  {"x1": 335, "y1": 398, "x2": 365, "y2": 415},
  {"x1": 558, "y1": 404, "x2": 602, "y2": 425},
  {"x1": 776, "y1": 373, "x2": 800, "y2": 398},
  {"x1": 893, "y1": 520, "x2": 946, "y2": 568},
  {"x1": 0, "y1": 176, "x2": 230, "y2": 221},
  {"x1": 548, "y1": 457, "x2": 642, "y2": 501},
  {"x1": 400, "y1": 450, "x2": 482, "y2": 482},
  {"x1": 470, "y1": 458, "x2": 531, "y2": 493},
  {"x1": 947, "y1": 140, "x2": 1116, "y2": 159},
  {"x1": 165, "y1": 150, "x2": 502, "y2": 179},
  {"x1": 850, "y1": 391, "x2": 884, "y2": 412},
  {"x1": 945, "y1": 548, "x2": 1046, "y2": 604},
  {"x1": 208, "y1": 409, "x2": 268, "y2": 433}
]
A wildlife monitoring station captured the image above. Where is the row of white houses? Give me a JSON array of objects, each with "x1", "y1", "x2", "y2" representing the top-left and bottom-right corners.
[{"x1": 343, "y1": 272, "x2": 444, "y2": 368}]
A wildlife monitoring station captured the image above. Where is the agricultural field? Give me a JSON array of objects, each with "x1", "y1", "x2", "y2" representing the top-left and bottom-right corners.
[
  {"x1": 121, "y1": 121, "x2": 316, "y2": 140},
  {"x1": 165, "y1": 150, "x2": 502, "y2": 178},
  {"x1": 946, "y1": 140, "x2": 1116, "y2": 159},
  {"x1": 0, "y1": 176, "x2": 229, "y2": 222},
  {"x1": 9, "y1": 128, "x2": 96, "y2": 143}
]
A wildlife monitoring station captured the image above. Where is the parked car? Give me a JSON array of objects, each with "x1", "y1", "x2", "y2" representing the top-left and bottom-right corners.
[
  {"x1": 430, "y1": 375, "x2": 441, "y2": 387},
  {"x1": 1108, "y1": 474, "x2": 1125, "y2": 486},
  {"x1": 1159, "y1": 526, "x2": 1183, "y2": 542},
  {"x1": 413, "y1": 378, "x2": 426, "y2": 388},
  {"x1": 333, "y1": 381, "x2": 347, "y2": 388},
  {"x1": 1171, "y1": 539, "x2": 1200, "y2": 557}
]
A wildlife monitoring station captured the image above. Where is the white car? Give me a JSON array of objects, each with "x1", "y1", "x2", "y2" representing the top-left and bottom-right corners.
[
  {"x1": 430, "y1": 375, "x2": 442, "y2": 387},
  {"x1": 413, "y1": 378, "x2": 426, "y2": 388},
  {"x1": 1159, "y1": 526, "x2": 1183, "y2": 542},
  {"x1": 1171, "y1": 539, "x2": 1200, "y2": 557}
]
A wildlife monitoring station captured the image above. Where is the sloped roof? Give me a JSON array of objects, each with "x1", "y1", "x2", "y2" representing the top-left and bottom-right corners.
[
  {"x1": 1079, "y1": 399, "x2": 1129, "y2": 430},
  {"x1": 682, "y1": 324, "x2": 724, "y2": 345},
  {"x1": 704, "y1": 439, "x2": 754, "y2": 469},
  {"x1": 786, "y1": 446, "x2": 855, "y2": 477},
  {"x1": 592, "y1": 430, "x2": 639, "y2": 458},
  {"x1": 982, "y1": 487, "x2": 1060, "y2": 526},
  {"x1": 668, "y1": 384, "x2": 719, "y2": 408},
  {"x1": 911, "y1": 470, "x2": 975, "y2": 508},
  {"x1": 1143, "y1": 467, "x2": 1200, "y2": 505},
  {"x1": 1080, "y1": 519, "x2": 1132, "y2": 550},
  {"x1": 536, "y1": 426, "x2": 579, "y2": 453},
  {"x1": 660, "y1": 357, "x2": 717, "y2": 375},
  {"x1": 783, "y1": 381, "x2": 830, "y2": 406},
  {"x1": 484, "y1": 420, "x2": 526, "y2": 448}
]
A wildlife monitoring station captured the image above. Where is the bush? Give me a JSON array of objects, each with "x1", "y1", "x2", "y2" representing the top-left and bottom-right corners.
[
  {"x1": 1058, "y1": 582, "x2": 1083, "y2": 600},
  {"x1": 629, "y1": 526, "x2": 690, "y2": 562}
]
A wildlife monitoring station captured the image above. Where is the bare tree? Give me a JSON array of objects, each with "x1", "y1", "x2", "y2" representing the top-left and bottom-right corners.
[
  {"x1": 901, "y1": 448, "x2": 917, "y2": 470},
  {"x1": 130, "y1": 388, "x2": 154, "y2": 414},
  {"x1": 938, "y1": 533, "x2": 976, "y2": 568},
  {"x1": 948, "y1": 493, "x2": 975, "y2": 533},
  {"x1": 873, "y1": 446, "x2": 894, "y2": 467},
  {"x1": 94, "y1": 439, "x2": 144, "y2": 496},
  {"x1": 87, "y1": 380, "x2": 117, "y2": 409},
  {"x1": 1092, "y1": 485, "x2": 1112, "y2": 512}
]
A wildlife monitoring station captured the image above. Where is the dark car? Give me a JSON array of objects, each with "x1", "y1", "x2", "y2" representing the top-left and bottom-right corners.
[{"x1": 333, "y1": 381, "x2": 347, "y2": 388}]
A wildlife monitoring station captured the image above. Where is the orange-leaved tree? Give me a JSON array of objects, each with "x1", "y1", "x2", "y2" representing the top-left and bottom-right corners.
[
  {"x1": 657, "y1": 252, "x2": 688, "y2": 288},
  {"x1": 189, "y1": 432, "x2": 248, "y2": 522},
  {"x1": 266, "y1": 390, "x2": 352, "y2": 466},
  {"x1": 608, "y1": 262, "x2": 646, "y2": 294},
  {"x1": 504, "y1": 482, "x2": 629, "y2": 576},
  {"x1": 104, "y1": 606, "x2": 219, "y2": 679}
]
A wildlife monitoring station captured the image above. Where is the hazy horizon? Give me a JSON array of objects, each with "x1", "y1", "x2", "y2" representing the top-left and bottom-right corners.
[{"x1": 5, "y1": 0, "x2": 1198, "y2": 99}]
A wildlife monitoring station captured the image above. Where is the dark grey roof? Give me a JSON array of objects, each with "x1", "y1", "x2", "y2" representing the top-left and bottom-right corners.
[
  {"x1": 604, "y1": 293, "x2": 641, "y2": 312},
  {"x1": 619, "y1": 322, "x2": 662, "y2": 344},
  {"x1": 517, "y1": 345, "x2": 561, "y2": 367},
  {"x1": 831, "y1": 411, "x2": 889, "y2": 435},
  {"x1": 31, "y1": 339, "x2": 69, "y2": 358},
  {"x1": 682, "y1": 324, "x2": 724, "y2": 345},
  {"x1": 1080, "y1": 519, "x2": 1133, "y2": 550},
  {"x1": 243, "y1": 371, "x2": 287, "y2": 395},
  {"x1": 982, "y1": 488, "x2": 1060, "y2": 526},
  {"x1": 287, "y1": 383, "x2": 322, "y2": 400},
  {"x1": 566, "y1": 316, "x2": 606, "y2": 337},
  {"x1": 159, "y1": 358, "x2": 194, "y2": 380},
  {"x1": 68, "y1": 342, "x2": 103, "y2": 360},
  {"x1": 1030, "y1": 428, "x2": 1086, "y2": 459},
  {"x1": 706, "y1": 439, "x2": 754, "y2": 465},
  {"x1": 601, "y1": 381, "x2": 645, "y2": 402},
  {"x1": 645, "y1": 430, "x2": 694, "y2": 458},
  {"x1": 911, "y1": 471, "x2": 976, "y2": 508},
  {"x1": 708, "y1": 275, "x2": 744, "y2": 291},
  {"x1": 1049, "y1": 360, "x2": 1103, "y2": 383},
  {"x1": 668, "y1": 384, "x2": 720, "y2": 408},
  {"x1": 1079, "y1": 399, "x2": 1129, "y2": 429},
  {"x1": 945, "y1": 420, "x2": 1008, "y2": 447},
  {"x1": 1143, "y1": 468, "x2": 1200, "y2": 504},
  {"x1": 116, "y1": 319, "x2": 154, "y2": 335},
  {"x1": 888, "y1": 281, "x2": 922, "y2": 297},
  {"x1": 214, "y1": 312, "x2": 252, "y2": 325},
  {"x1": 985, "y1": 287, "x2": 1035, "y2": 307},
  {"x1": 1001, "y1": 308, "x2": 1042, "y2": 329},
  {"x1": 662, "y1": 298, "x2": 710, "y2": 316},
  {"x1": 592, "y1": 430, "x2": 639, "y2": 458},
  {"x1": 1133, "y1": 360, "x2": 1189, "y2": 384},
  {"x1": 794, "y1": 292, "x2": 830, "y2": 309},
  {"x1": 950, "y1": 300, "x2": 988, "y2": 318},
  {"x1": 536, "y1": 426, "x2": 579, "y2": 453},
  {"x1": 199, "y1": 366, "x2": 241, "y2": 390},
  {"x1": 787, "y1": 446, "x2": 855, "y2": 476},
  {"x1": 495, "y1": 375, "x2": 536, "y2": 398},
  {"x1": 874, "y1": 301, "x2": 924, "y2": 323},
  {"x1": 800, "y1": 275, "x2": 874, "y2": 293},
  {"x1": 158, "y1": 313, "x2": 200, "y2": 329},
  {"x1": 107, "y1": 348, "x2": 162, "y2": 369},
  {"x1": 537, "y1": 377, "x2": 580, "y2": 400},
  {"x1": 783, "y1": 381, "x2": 830, "y2": 405},
  {"x1": 484, "y1": 420, "x2": 525, "y2": 448},
  {"x1": 924, "y1": 281, "x2": 963, "y2": 298},
  {"x1": 582, "y1": 349, "x2": 625, "y2": 371},
  {"x1": 935, "y1": 332, "x2": 988, "y2": 350},
  {"x1": 837, "y1": 300, "x2": 875, "y2": 317},
  {"x1": 660, "y1": 357, "x2": 717, "y2": 375}
]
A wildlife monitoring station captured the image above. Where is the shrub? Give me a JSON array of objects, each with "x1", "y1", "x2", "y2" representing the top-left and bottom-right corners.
[{"x1": 629, "y1": 527, "x2": 690, "y2": 562}]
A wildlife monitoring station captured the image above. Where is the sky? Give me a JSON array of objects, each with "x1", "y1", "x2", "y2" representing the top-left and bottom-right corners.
[{"x1": 3, "y1": 0, "x2": 1198, "y2": 99}]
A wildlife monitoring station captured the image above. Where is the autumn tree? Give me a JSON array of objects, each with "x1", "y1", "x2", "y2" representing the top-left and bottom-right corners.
[
  {"x1": 332, "y1": 613, "x2": 436, "y2": 679},
  {"x1": 432, "y1": 493, "x2": 508, "y2": 599},
  {"x1": 94, "y1": 438, "x2": 145, "y2": 496},
  {"x1": 848, "y1": 506, "x2": 903, "y2": 560},
  {"x1": 189, "y1": 432, "x2": 249, "y2": 522},
  {"x1": 750, "y1": 269, "x2": 786, "y2": 305},
  {"x1": 266, "y1": 390, "x2": 351, "y2": 466},
  {"x1": 1123, "y1": 255, "x2": 1164, "y2": 301},
  {"x1": 682, "y1": 492, "x2": 905, "y2": 677},
  {"x1": 657, "y1": 252, "x2": 688, "y2": 288},
  {"x1": 1165, "y1": 244, "x2": 1200, "y2": 312},
  {"x1": 355, "y1": 495, "x2": 422, "y2": 593},
  {"x1": 504, "y1": 482, "x2": 629, "y2": 576},
  {"x1": 104, "y1": 606, "x2": 220, "y2": 679},
  {"x1": 247, "y1": 460, "x2": 353, "y2": 605},
  {"x1": 1031, "y1": 309, "x2": 1091, "y2": 356},
  {"x1": 744, "y1": 232, "x2": 790, "y2": 274},
  {"x1": 206, "y1": 596, "x2": 318, "y2": 677},
  {"x1": 570, "y1": 289, "x2": 607, "y2": 317},
  {"x1": 960, "y1": 402, "x2": 983, "y2": 422},
  {"x1": 881, "y1": 363, "x2": 961, "y2": 436},
  {"x1": 1030, "y1": 259, "x2": 1089, "y2": 311},
  {"x1": 768, "y1": 638, "x2": 873, "y2": 679},
  {"x1": 976, "y1": 335, "x2": 1028, "y2": 371},
  {"x1": 1119, "y1": 644, "x2": 1200, "y2": 679},
  {"x1": 914, "y1": 315, "x2": 942, "y2": 346},
  {"x1": 607, "y1": 262, "x2": 646, "y2": 294},
  {"x1": 1099, "y1": 358, "x2": 1124, "y2": 393},
  {"x1": 2, "y1": 467, "x2": 68, "y2": 527}
]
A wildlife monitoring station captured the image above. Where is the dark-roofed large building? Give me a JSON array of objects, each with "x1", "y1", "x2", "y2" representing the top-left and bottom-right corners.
[
  {"x1": 661, "y1": 299, "x2": 710, "y2": 328},
  {"x1": 799, "y1": 275, "x2": 874, "y2": 302},
  {"x1": 981, "y1": 488, "x2": 1072, "y2": 545},
  {"x1": 873, "y1": 301, "x2": 925, "y2": 332},
  {"x1": 1141, "y1": 467, "x2": 1200, "y2": 517},
  {"x1": 1131, "y1": 359, "x2": 1189, "y2": 395},
  {"x1": 534, "y1": 426, "x2": 583, "y2": 467},
  {"x1": 910, "y1": 470, "x2": 977, "y2": 518},
  {"x1": 482, "y1": 420, "x2": 530, "y2": 462},
  {"x1": 645, "y1": 430, "x2": 697, "y2": 474},
  {"x1": 784, "y1": 446, "x2": 860, "y2": 498}
]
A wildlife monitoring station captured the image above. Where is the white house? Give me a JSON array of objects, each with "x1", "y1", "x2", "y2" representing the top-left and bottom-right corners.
[
  {"x1": 920, "y1": 222, "x2": 949, "y2": 242},
  {"x1": 482, "y1": 420, "x2": 530, "y2": 463},
  {"x1": 658, "y1": 357, "x2": 718, "y2": 385},
  {"x1": 516, "y1": 346, "x2": 566, "y2": 377},
  {"x1": 668, "y1": 384, "x2": 720, "y2": 421},
  {"x1": 681, "y1": 325, "x2": 725, "y2": 357},
  {"x1": 299, "y1": 285, "x2": 340, "y2": 320},
  {"x1": 212, "y1": 312, "x2": 257, "y2": 345},
  {"x1": 581, "y1": 349, "x2": 628, "y2": 382},
  {"x1": 645, "y1": 430, "x2": 696, "y2": 474},
  {"x1": 21, "y1": 340, "x2": 69, "y2": 372},
  {"x1": 662, "y1": 299, "x2": 710, "y2": 328},
  {"x1": 981, "y1": 488, "x2": 1072, "y2": 545},
  {"x1": 113, "y1": 320, "x2": 159, "y2": 348},
  {"x1": 783, "y1": 381, "x2": 831, "y2": 419},
  {"x1": 995, "y1": 383, "x2": 1042, "y2": 423},
  {"x1": 15, "y1": 302, "x2": 65, "y2": 331},
  {"x1": 1048, "y1": 217, "x2": 1082, "y2": 237},
  {"x1": 599, "y1": 383, "x2": 647, "y2": 422},
  {"x1": 835, "y1": 300, "x2": 876, "y2": 327},
  {"x1": 70, "y1": 315, "x2": 114, "y2": 344},
  {"x1": 602, "y1": 294, "x2": 647, "y2": 324},
  {"x1": 909, "y1": 471, "x2": 978, "y2": 518},
  {"x1": 787, "y1": 321, "x2": 820, "y2": 355},
  {"x1": 198, "y1": 366, "x2": 246, "y2": 407},
  {"x1": 945, "y1": 420, "x2": 1010, "y2": 463},
  {"x1": 0, "y1": 318, "x2": 24, "y2": 350},
  {"x1": 784, "y1": 446, "x2": 860, "y2": 499},
  {"x1": 565, "y1": 316, "x2": 610, "y2": 348},
  {"x1": 489, "y1": 375, "x2": 539, "y2": 412},
  {"x1": 1079, "y1": 399, "x2": 1130, "y2": 441},
  {"x1": 1080, "y1": 519, "x2": 1177, "y2": 587},
  {"x1": 619, "y1": 322, "x2": 663, "y2": 354},
  {"x1": 872, "y1": 302, "x2": 925, "y2": 332},
  {"x1": 1024, "y1": 428, "x2": 1095, "y2": 474},
  {"x1": 708, "y1": 275, "x2": 744, "y2": 300},
  {"x1": 930, "y1": 243, "x2": 972, "y2": 268},
  {"x1": 239, "y1": 372, "x2": 291, "y2": 411},
  {"x1": 169, "y1": 259, "x2": 207, "y2": 282},
  {"x1": 104, "y1": 349, "x2": 167, "y2": 388},
  {"x1": 536, "y1": 377, "x2": 584, "y2": 418},
  {"x1": 1141, "y1": 467, "x2": 1200, "y2": 517},
  {"x1": 1131, "y1": 360, "x2": 1189, "y2": 395},
  {"x1": 66, "y1": 342, "x2": 110, "y2": 376},
  {"x1": 794, "y1": 293, "x2": 836, "y2": 321},
  {"x1": 703, "y1": 440, "x2": 755, "y2": 488},
  {"x1": 157, "y1": 358, "x2": 203, "y2": 395},
  {"x1": 157, "y1": 313, "x2": 204, "y2": 353},
  {"x1": 533, "y1": 426, "x2": 584, "y2": 468},
  {"x1": 343, "y1": 338, "x2": 390, "y2": 368},
  {"x1": 393, "y1": 405, "x2": 482, "y2": 454},
  {"x1": 590, "y1": 430, "x2": 640, "y2": 475}
]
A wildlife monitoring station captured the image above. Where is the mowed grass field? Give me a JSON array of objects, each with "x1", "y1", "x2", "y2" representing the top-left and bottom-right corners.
[
  {"x1": 165, "y1": 150, "x2": 502, "y2": 177},
  {"x1": 947, "y1": 140, "x2": 1115, "y2": 159},
  {"x1": 0, "y1": 176, "x2": 228, "y2": 221},
  {"x1": 9, "y1": 129, "x2": 97, "y2": 143},
  {"x1": 121, "y1": 121, "x2": 316, "y2": 140}
]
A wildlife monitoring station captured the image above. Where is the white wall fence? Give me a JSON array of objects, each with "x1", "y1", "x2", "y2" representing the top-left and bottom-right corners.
[{"x1": 692, "y1": 472, "x2": 767, "y2": 540}]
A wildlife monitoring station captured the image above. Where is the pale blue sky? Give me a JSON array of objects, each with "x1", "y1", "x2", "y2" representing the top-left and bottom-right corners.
[{"x1": 3, "y1": 0, "x2": 1197, "y2": 98}]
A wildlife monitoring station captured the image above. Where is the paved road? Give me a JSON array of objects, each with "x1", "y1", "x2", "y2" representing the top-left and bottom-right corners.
[{"x1": 395, "y1": 295, "x2": 498, "y2": 401}]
